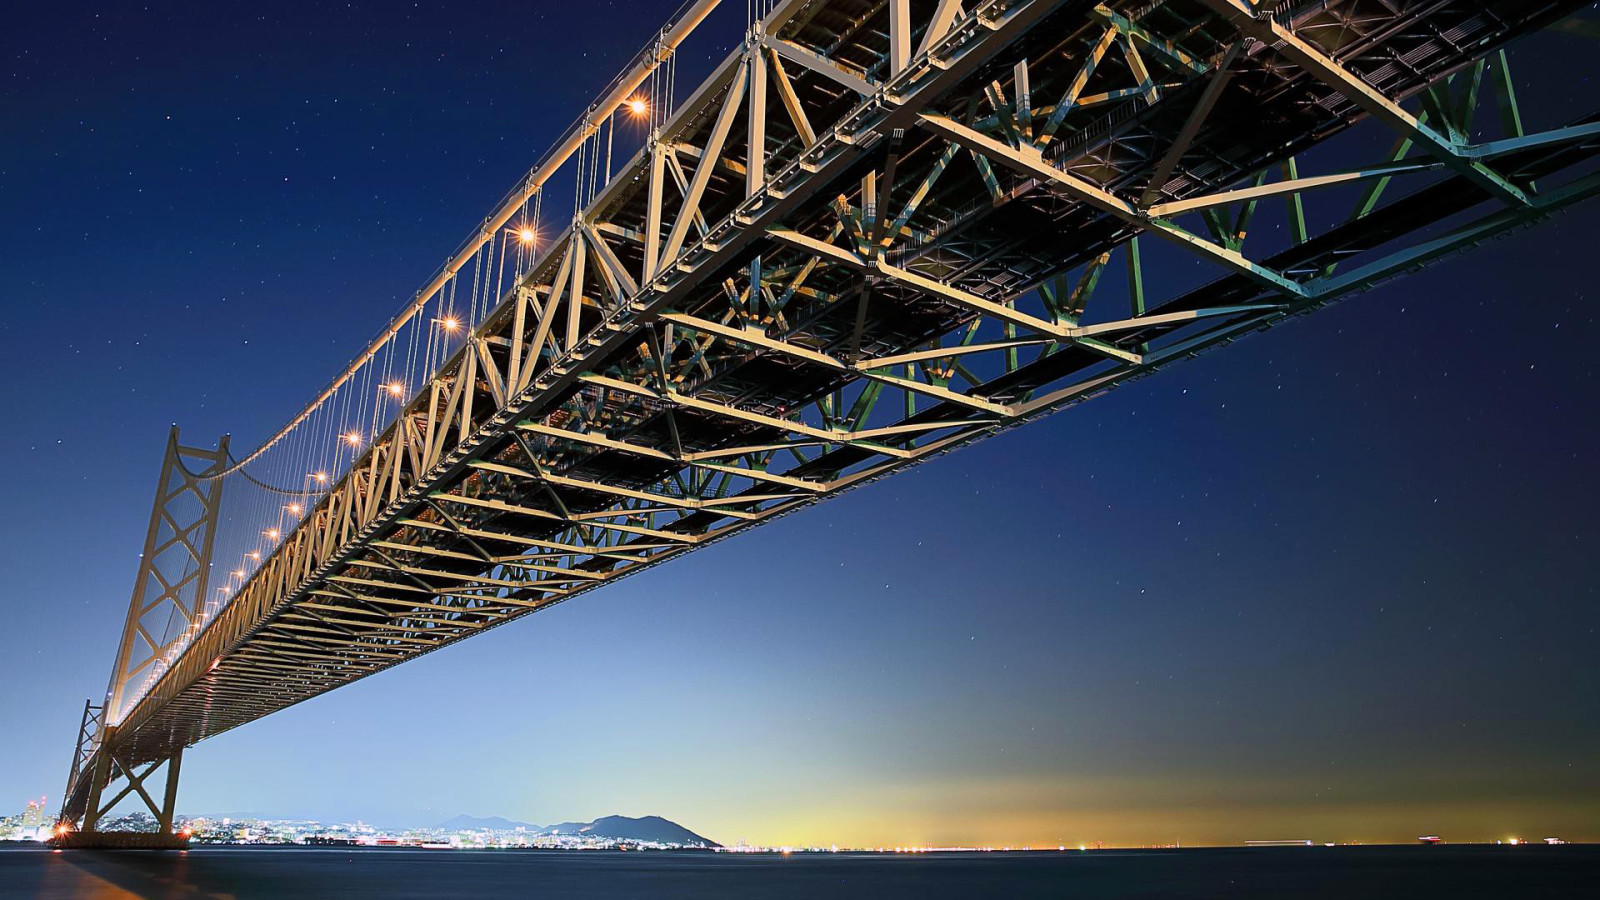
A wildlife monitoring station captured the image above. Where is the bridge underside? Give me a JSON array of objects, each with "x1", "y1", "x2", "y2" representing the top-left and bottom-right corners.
[{"x1": 63, "y1": 0, "x2": 1599, "y2": 826}]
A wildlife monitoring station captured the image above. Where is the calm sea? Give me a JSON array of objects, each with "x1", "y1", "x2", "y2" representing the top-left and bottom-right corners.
[{"x1": 1, "y1": 844, "x2": 1594, "y2": 898}]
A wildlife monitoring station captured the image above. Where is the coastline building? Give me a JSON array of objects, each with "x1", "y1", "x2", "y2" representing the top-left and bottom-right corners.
[{"x1": 0, "y1": 798, "x2": 50, "y2": 842}]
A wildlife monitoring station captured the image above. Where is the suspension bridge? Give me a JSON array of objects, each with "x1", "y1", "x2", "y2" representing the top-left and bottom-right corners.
[{"x1": 53, "y1": 0, "x2": 1600, "y2": 846}]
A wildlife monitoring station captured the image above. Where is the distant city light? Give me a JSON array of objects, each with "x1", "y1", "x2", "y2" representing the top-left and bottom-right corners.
[{"x1": 156, "y1": 815, "x2": 720, "y2": 850}]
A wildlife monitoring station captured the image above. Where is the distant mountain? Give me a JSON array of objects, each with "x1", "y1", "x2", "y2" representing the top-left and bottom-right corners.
[
  {"x1": 443, "y1": 813, "x2": 716, "y2": 846},
  {"x1": 554, "y1": 815, "x2": 718, "y2": 847},
  {"x1": 439, "y1": 814, "x2": 541, "y2": 831},
  {"x1": 535, "y1": 820, "x2": 591, "y2": 835}
]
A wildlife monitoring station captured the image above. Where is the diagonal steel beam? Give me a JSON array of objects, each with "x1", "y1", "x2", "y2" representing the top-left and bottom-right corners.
[
  {"x1": 919, "y1": 113, "x2": 1305, "y2": 296},
  {"x1": 1197, "y1": 0, "x2": 1529, "y2": 206}
]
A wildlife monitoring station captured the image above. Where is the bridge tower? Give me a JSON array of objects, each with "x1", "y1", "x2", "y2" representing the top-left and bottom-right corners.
[{"x1": 57, "y1": 426, "x2": 228, "y2": 847}]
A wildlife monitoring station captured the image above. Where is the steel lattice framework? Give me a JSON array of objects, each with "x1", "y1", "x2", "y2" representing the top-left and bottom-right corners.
[{"x1": 59, "y1": 0, "x2": 1600, "y2": 835}]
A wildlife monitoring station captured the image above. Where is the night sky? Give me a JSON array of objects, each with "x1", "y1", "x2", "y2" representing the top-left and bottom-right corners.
[{"x1": 2, "y1": 2, "x2": 1596, "y2": 848}]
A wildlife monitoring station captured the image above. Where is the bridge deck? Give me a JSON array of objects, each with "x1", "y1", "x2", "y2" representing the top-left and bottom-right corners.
[{"x1": 65, "y1": 0, "x2": 1599, "y2": 823}]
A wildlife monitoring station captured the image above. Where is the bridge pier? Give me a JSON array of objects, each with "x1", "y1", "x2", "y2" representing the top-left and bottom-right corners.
[
  {"x1": 55, "y1": 722, "x2": 190, "y2": 849},
  {"x1": 54, "y1": 426, "x2": 225, "y2": 848},
  {"x1": 57, "y1": 723, "x2": 188, "y2": 845},
  {"x1": 158, "y1": 744, "x2": 183, "y2": 835}
]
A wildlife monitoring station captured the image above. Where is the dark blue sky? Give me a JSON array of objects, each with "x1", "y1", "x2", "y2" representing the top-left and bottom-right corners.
[{"x1": 2, "y1": 2, "x2": 1596, "y2": 846}]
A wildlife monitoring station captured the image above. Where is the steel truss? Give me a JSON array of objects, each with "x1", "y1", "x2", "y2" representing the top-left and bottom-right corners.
[{"x1": 61, "y1": 0, "x2": 1600, "y2": 827}]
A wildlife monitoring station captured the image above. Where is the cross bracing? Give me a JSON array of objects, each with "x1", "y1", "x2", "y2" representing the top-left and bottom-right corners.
[{"x1": 61, "y1": 0, "x2": 1600, "y2": 831}]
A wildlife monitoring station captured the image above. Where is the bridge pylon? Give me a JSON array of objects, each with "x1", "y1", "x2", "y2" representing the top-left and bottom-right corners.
[{"x1": 56, "y1": 426, "x2": 227, "y2": 847}]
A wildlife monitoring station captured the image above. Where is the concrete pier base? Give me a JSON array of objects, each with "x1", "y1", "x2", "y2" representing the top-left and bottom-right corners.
[{"x1": 50, "y1": 831, "x2": 190, "y2": 850}]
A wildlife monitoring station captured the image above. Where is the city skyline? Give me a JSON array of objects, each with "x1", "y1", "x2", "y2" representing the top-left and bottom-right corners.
[
  {"x1": 2, "y1": 0, "x2": 1596, "y2": 851},
  {"x1": 1, "y1": 800, "x2": 1579, "y2": 851}
]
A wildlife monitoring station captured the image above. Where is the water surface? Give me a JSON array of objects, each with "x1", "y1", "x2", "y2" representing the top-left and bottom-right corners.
[{"x1": 2, "y1": 844, "x2": 1594, "y2": 898}]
